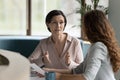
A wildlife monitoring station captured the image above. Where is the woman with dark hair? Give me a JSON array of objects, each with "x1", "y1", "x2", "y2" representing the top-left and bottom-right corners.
[
  {"x1": 28, "y1": 10, "x2": 83, "y2": 70},
  {"x1": 44, "y1": 10, "x2": 120, "y2": 80}
]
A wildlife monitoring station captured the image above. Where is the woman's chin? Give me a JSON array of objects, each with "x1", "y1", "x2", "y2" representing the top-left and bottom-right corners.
[{"x1": 54, "y1": 31, "x2": 62, "y2": 35}]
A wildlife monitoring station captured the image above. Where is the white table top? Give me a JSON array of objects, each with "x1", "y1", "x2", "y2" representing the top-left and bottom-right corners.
[
  {"x1": 30, "y1": 77, "x2": 45, "y2": 80},
  {"x1": 0, "y1": 49, "x2": 30, "y2": 80}
]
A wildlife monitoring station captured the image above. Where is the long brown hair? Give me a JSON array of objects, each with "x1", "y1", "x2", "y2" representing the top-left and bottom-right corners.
[{"x1": 83, "y1": 10, "x2": 120, "y2": 72}]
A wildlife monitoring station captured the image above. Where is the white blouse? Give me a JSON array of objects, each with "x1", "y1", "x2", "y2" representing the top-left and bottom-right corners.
[{"x1": 29, "y1": 33, "x2": 83, "y2": 69}]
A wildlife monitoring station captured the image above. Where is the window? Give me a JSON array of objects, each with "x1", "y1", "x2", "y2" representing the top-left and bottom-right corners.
[
  {"x1": 0, "y1": 0, "x2": 109, "y2": 38},
  {"x1": 31, "y1": 0, "x2": 80, "y2": 37},
  {"x1": 0, "y1": 0, "x2": 80, "y2": 37},
  {"x1": 0, "y1": 0, "x2": 26, "y2": 35}
]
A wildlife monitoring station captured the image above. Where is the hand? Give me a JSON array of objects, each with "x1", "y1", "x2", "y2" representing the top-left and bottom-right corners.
[
  {"x1": 65, "y1": 52, "x2": 71, "y2": 66},
  {"x1": 43, "y1": 51, "x2": 51, "y2": 64},
  {"x1": 35, "y1": 71, "x2": 45, "y2": 78}
]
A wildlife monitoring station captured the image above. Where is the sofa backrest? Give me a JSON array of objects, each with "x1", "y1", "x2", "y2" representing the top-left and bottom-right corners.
[
  {"x1": 0, "y1": 39, "x2": 39, "y2": 57},
  {"x1": 0, "y1": 36, "x2": 44, "y2": 57},
  {"x1": 0, "y1": 36, "x2": 91, "y2": 58},
  {"x1": 81, "y1": 41, "x2": 91, "y2": 57}
]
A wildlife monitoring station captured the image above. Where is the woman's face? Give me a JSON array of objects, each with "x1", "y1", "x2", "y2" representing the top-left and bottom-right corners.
[{"x1": 47, "y1": 15, "x2": 65, "y2": 35}]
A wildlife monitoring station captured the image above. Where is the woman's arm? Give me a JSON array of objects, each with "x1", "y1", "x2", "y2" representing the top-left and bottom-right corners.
[
  {"x1": 43, "y1": 68, "x2": 86, "y2": 80},
  {"x1": 56, "y1": 72, "x2": 86, "y2": 80},
  {"x1": 68, "y1": 40, "x2": 83, "y2": 69},
  {"x1": 43, "y1": 68, "x2": 71, "y2": 74},
  {"x1": 75, "y1": 40, "x2": 84, "y2": 63},
  {"x1": 28, "y1": 42, "x2": 45, "y2": 67}
]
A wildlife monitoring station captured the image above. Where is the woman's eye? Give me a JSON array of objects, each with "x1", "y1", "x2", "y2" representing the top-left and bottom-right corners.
[
  {"x1": 51, "y1": 22, "x2": 57, "y2": 24},
  {"x1": 60, "y1": 22, "x2": 64, "y2": 24},
  {"x1": 51, "y1": 21, "x2": 64, "y2": 25}
]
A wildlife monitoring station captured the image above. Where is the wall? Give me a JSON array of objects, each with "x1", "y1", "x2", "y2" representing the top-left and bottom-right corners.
[
  {"x1": 108, "y1": 0, "x2": 120, "y2": 44},
  {"x1": 108, "y1": 0, "x2": 120, "y2": 80}
]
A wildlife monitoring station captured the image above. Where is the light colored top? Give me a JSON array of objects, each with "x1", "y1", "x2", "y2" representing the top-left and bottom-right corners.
[
  {"x1": 29, "y1": 33, "x2": 83, "y2": 69},
  {"x1": 0, "y1": 49, "x2": 30, "y2": 80},
  {"x1": 73, "y1": 42, "x2": 116, "y2": 80}
]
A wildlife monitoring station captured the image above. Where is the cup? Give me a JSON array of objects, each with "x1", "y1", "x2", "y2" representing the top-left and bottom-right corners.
[{"x1": 45, "y1": 72, "x2": 55, "y2": 80}]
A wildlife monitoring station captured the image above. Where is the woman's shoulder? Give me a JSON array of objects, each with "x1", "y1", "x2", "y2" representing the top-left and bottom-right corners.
[
  {"x1": 88, "y1": 42, "x2": 108, "y2": 60},
  {"x1": 93, "y1": 42, "x2": 107, "y2": 48},
  {"x1": 91, "y1": 42, "x2": 108, "y2": 55},
  {"x1": 38, "y1": 37, "x2": 50, "y2": 45}
]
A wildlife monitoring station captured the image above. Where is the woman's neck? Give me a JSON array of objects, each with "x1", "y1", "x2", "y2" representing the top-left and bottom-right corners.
[{"x1": 52, "y1": 33, "x2": 66, "y2": 43}]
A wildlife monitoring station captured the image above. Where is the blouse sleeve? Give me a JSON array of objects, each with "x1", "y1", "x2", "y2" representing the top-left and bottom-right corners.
[
  {"x1": 68, "y1": 39, "x2": 84, "y2": 69},
  {"x1": 75, "y1": 40, "x2": 84, "y2": 63},
  {"x1": 28, "y1": 41, "x2": 44, "y2": 67}
]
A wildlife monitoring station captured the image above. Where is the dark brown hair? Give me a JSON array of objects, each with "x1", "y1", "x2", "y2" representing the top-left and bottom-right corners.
[
  {"x1": 83, "y1": 10, "x2": 120, "y2": 72},
  {"x1": 45, "y1": 10, "x2": 67, "y2": 32}
]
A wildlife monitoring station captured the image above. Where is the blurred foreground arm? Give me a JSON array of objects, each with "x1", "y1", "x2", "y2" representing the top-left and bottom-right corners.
[
  {"x1": 43, "y1": 68, "x2": 86, "y2": 80},
  {"x1": 56, "y1": 72, "x2": 85, "y2": 80}
]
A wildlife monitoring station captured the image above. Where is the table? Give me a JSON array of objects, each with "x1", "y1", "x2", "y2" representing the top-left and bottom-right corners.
[{"x1": 30, "y1": 77, "x2": 45, "y2": 80}]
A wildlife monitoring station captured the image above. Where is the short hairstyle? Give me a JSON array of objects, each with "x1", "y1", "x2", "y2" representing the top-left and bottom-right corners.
[{"x1": 45, "y1": 10, "x2": 67, "y2": 32}]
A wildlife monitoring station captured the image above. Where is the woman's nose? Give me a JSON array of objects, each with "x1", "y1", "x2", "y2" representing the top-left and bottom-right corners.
[{"x1": 57, "y1": 23, "x2": 61, "y2": 27}]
